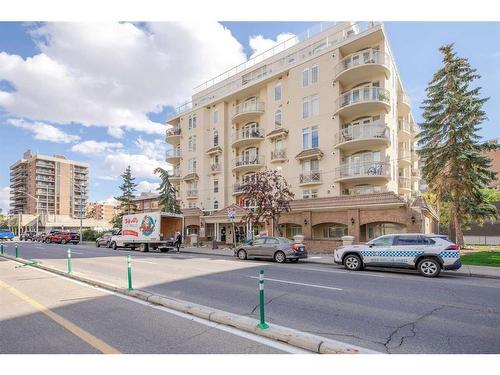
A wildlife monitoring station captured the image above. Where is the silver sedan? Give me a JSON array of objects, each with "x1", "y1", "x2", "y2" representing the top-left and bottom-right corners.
[{"x1": 234, "y1": 236, "x2": 308, "y2": 263}]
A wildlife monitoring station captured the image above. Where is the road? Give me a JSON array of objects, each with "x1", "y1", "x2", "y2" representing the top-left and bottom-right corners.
[
  {"x1": 0, "y1": 256, "x2": 309, "y2": 354},
  {"x1": 2, "y1": 241, "x2": 500, "y2": 354}
]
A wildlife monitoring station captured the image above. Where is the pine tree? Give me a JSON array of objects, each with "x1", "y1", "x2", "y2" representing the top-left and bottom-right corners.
[
  {"x1": 154, "y1": 167, "x2": 181, "y2": 213},
  {"x1": 418, "y1": 44, "x2": 497, "y2": 248},
  {"x1": 113, "y1": 166, "x2": 138, "y2": 227}
]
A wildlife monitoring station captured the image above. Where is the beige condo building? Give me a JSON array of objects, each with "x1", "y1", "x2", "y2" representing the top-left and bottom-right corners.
[
  {"x1": 166, "y1": 21, "x2": 437, "y2": 250},
  {"x1": 10, "y1": 150, "x2": 89, "y2": 219}
]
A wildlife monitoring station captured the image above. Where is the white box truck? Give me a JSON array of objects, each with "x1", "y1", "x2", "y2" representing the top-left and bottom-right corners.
[{"x1": 109, "y1": 212, "x2": 184, "y2": 252}]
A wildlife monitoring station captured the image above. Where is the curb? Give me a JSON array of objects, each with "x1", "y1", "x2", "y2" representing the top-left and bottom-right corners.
[{"x1": 1, "y1": 253, "x2": 378, "y2": 354}]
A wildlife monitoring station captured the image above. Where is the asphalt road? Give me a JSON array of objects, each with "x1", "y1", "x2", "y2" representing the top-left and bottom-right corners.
[
  {"x1": 0, "y1": 256, "x2": 307, "y2": 354},
  {"x1": 2, "y1": 241, "x2": 500, "y2": 354}
]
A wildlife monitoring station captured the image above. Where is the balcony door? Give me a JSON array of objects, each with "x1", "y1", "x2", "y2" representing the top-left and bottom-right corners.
[
  {"x1": 243, "y1": 147, "x2": 258, "y2": 163},
  {"x1": 242, "y1": 122, "x2": 259, "y2": 138}
]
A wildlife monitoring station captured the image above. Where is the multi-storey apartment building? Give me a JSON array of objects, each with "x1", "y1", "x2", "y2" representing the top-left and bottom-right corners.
[
  {"x1": 166, "y1": 21, "x2": 437, "y2": 249},
  {"x1": 85, "y1": 202, "x2": 118, "y2": 222},
  {"x1": 10, "y1": 150, "x2": 89, "y2": 219},
  {"x1": 131, "y1": 192, "x2": 161, "y2": 213}
]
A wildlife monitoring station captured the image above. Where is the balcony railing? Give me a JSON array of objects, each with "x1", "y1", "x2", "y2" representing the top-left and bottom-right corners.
[
  {"x1": 398, "y1": 92, "x2": 411, "y2": 105},
  {"x1": 232, "y1": 129, "x2": 264, "y2": 143},
  {"x1": 399, "y1": 177, "x2": 412, "y2": 189},
  {"x1": 233, "y1": 155, "x2": 265, "y2": 168},
  {"x1": 398, "y1": 120, "x2": 411, "y2": 134},
  {"x1": 271, "y1": 149, "x2": 287, "y2": 161},
  {"x1": 168, "y1": 170, "x2": 181, "y2": 178},
  {"x1": 233, "y1": 183, "x2": 245, "y2": 194},
  {"x1": 335, "y1": 87, "x2": 390, "y2": 112},
  {"x1": 335, "y1": 161, "x2": 391, "y2": 180},
  {"x1": 335, "y1": 49, "x2": 390, "y2": 76},
  {"x1": 398, "y1": 150, "x2": 411, "y2": 161},
  {"x1": 233, "y1": 101, "x2": 265, "y2": 118},
  {"x1": 166, "y1": 149, "x2": 182, "y2": 159},
  {"x1": 334, "y1": 124, "x2": 389, "y2": 146},
  {"x1": 187, "y1": 189, "x2": 198, "y2": 198},
  {"x1": 169, "y1": 21, "x2": 381, "y2": 120},
  {"x1": 342, "y1": 185, "x2": 385, "y2": 196},
  {"x1": 300, "y1": 171, "x2": 322, "y2": 184},
  {"x1": 166, "y1": 127, "x2": 181, "y2": 138}
]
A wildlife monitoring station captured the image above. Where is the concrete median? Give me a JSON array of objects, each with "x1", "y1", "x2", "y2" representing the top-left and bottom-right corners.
[{"x1": 1, "y1": 253, "x2": 379, "y2": 354}]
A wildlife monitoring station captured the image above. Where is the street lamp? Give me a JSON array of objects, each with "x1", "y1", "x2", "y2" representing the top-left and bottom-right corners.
[
  {"x1": 74, "y1": 182, "x2": 85, "y2": 241},
  {"x1": 19, "y1": 190, "x2": 39, "y2": 234}
]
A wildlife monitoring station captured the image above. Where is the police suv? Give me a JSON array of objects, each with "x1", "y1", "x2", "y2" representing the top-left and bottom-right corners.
[{"x1": 333, "y1": 234, "x2": 461, "y2": 277}]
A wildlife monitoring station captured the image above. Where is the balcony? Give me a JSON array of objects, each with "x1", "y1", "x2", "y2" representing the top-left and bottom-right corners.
[
  {"x1": 270, "y1": 149, "x2": 287, "y2": 163},
  {"x1": 183, "y1": 170, "x2": 199, "y2": 181},
  {"x1": 399, "y1": 177, "x2": 412, "y2": 192},
  {"x1": 398, "y1": 92, "x2": 411, "y2": 115},
  {"x1": 36, "y1": 162, "x2": 55, "y2": 169},
  {"x1": 398, "y1": 120, "x2": 411, "y2": 138},
  {"x1": 335, "y1": 50, "x2": 391, "y2": 86},
  {"x1": 165, "y1": 149, "x2": 182, "y2": 164},
  {"x1": 232, "y1": 155, "x2": 265, "y2": 173},
  {"x1": 232, "y1": 128, "x2": 264, "y2": 148},
  {"x1": 206, "y1": 144, "x2": 222, "y2": 155},
  {"x1": 334, "y1": 161, "x2": 391, "y2": 183},
  {"x1": 36, "y1": 169, "x2": 55, "y2": 176},
  {"x1": 167, "y1": 170, "x2": 181, "y2": 182},
  {"x1": 266, "y1": 126, "x2": 289, "y2": 140},
  {"x1": 209, "y1": 163, "x2": 222, "y2": 174},
  {"x1": 398, "y1": 150, "x2": 412, "y2": 166},
  {"x1": 186, "y1": 190, "x2": 198, "y2": 199},
  {"x1": 165, "y1": 127, "x2": 181, "y2": 145},
  {"x1": 232, "y1": 101, "x2": 265, "y2": 123},
  {"x1": 232, "y1": 183, "x2": 245, "y2": 196},
  {"x1": 334, "y1": 87, "x2": 390, "y2": 119},
  {"x1": 411, "y1": 168, "x2": 421, "y2": 179},
  {"x1": 334, "y1": 124, "x2": 390, "y2": 152},
  {"x1": 342, "y1": 185, "x2": 385, "y2": 196},
  {"x1": 299, "y1": 171, "x2": 322, "y2": 186}
]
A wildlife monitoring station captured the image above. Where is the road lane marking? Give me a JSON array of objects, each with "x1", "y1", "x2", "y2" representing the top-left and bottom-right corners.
[
  {"x1": 70, "y1": 251, "x2": 84, "y2": 255},
  {"x1": 0, "y1": 279, "x2": 121, "y2": 354},
  {"x1": 133, "y1": 260, "x2": 157, "y2": 265},
  {"x1": 308, "y1": 256, "x2": 323, "y2": 259},
  {"x1": 296, "y1": 267, "x2": 386, "y2": 278},
  {"x1": 247, "y1": 276, "x2": 343, "y2": 291}
]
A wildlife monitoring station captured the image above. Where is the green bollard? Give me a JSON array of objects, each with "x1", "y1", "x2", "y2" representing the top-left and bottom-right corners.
[
  {"x1": 67, "y1": 249, "x2": 72, "y2": 274},
  {"x1": 15, "y1": 243, "x2": 19, "y2": 258},
  {"x1": 256, "y1": 269, "x2": 269, "y2": 329},
  {"x1": 127, "y1": 255, "x2": 133, "y2": 291}
]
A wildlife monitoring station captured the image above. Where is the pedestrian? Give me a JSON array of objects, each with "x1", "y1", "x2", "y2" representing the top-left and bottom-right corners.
[{"x1": 175, "y1": 231, "x2": 182, "y2": 252}]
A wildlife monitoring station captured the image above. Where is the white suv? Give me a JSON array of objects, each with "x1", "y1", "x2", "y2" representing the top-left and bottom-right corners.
[{"x1": 334, "y1": 234, "x2": 461, "y2": 277}]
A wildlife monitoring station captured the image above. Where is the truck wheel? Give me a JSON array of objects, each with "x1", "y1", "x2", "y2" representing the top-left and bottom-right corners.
[{"x1": 140, "y1": 243, "x2": 149, "y2": 252}]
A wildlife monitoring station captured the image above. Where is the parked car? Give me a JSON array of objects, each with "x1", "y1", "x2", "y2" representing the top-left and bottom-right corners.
[
  {"x1": 234, "y1": 236, "x2": 308, "y2": 263},
  {"x1": 334, "y1": 233, "x2": 461, "y2": 278},
  {"x1": 96, "y1": 233, "x2": 113, "y2": 248},
  {"x1": 0, "y1": 229, "x2": 15, "y2": 241},
  {"x1": 45, "y1": 231, "x2": 80, "y2": 245},
  {"x1": 20, "y1": 231, "x2": 37, "y2": 241}
]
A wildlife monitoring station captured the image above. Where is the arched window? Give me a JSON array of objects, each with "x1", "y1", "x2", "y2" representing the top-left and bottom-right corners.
[{"x1": 275, "y1": 110, "x2": 282, "y2": 127}]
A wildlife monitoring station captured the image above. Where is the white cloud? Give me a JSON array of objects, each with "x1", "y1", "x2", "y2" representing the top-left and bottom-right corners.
[
  {"x1": 0, "y1": 22, "x2": 247, "y2": 137},
  {"x1": 137, "y1": 180, "x2": 159, "y2": 193},
  {"x1": 249, "y1": 32, "x2": 297, "y2": 59},
  {"x1": 134, "y1": 136, "x2": 165, "y2": 160},
  {"x1": 71, "y1": 140, "x2": 123, "y2": 154},
  {"x1": 0, "y1": 186, "x2": 9, "y2": 214},
  {"x1": 102, "y1": 152, "x2": 170, "y2": 180},
  {"x1": 99, "y1": 197, "x2": 118, "y2": 205},
  {"x1": 7, "y1": 118, "x2": 80, "y2": 143}
]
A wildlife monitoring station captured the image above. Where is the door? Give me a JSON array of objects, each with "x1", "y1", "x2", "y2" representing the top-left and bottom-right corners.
[
  {"x1": 248, "y1": 237, "x2": 266, "y2": 258},
  {"x1": 391, "y1": 235, "x2": 426, "y2": 266},
  {"x1": 263, "y1": 237, "x2": 281, "y2": 259},
  {"x1": 364, "y1": 235, "x2": 395, "y2": 265}
]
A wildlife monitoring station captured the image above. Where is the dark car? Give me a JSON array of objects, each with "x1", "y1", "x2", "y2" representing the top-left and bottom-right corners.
[
  {"x1": 234, "y1": 236, "x2": 308, "y2": 263},
  {"x1": 20, "y1": 231, "x2": 37, "y2": 241},
  {"x1": 96, "y1": 233, "x2": 113, "y2": 248},
  {"x1": 45, "y1": 231, "x2": 80, "y2": 245}
]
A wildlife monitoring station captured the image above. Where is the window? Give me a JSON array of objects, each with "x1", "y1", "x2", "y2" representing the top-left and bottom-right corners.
[
  {"x1": 302, "y1": 128, "x2": 309, "y2": 149},
  {"x1": 192, "y1": 115, "x2": 197, "y2": 129},
  {"x1": 302, "y1": 97, "x2": 309, "y2": 118},
  {"x1": 369, "y1": 236, "x2": 395, "y2": 246},
  {"x1": 302, "y1": 95, "x2": 319, "y2": 118},
  {"x1": 311, "y1": 126, "x2": 319, "y2": 148},
  {"x1": 188, "y1": 136, "x2": 193, "y2": 151},
  {"x1": 188, "y1": 116, "x2": 192, "y2": 130},
  {"x1": 302, "y1": 159, "x2": 319, "y2": 173},
  {"x1": 274, "y1": 110, "x2": 282, "y2": 127},
  {"x1": 274, "y1": 82, "x2": 282, "y2": 101},
  {"x1": 253, "y1": 238, "x2": 266, "y2": 246},
  {"x1": 311, "y1": 64, "x2": 319, "y2": 84},
  {"x1": 214, "y1": 200, "x2": 219, "y2": 210},
  {"x1": 188, "y1": 158, "x2": 197, "y2": 173},
  {"x1": 302, "y1": 68, "x2": 309, "y2": 87},
  {"x1": 303, "y1": 189, "x2": 318, "y2": 199},
  {"x1": 311, "y1": 94, "x2": 319, "y2": 116},
  {"x1": 302, "y1": 126, "x2": 319, "y2": 149},
  {"x1": 213, "y1": 179, "x2": 219, "y2": 193},
  {"x1": 213, "y1": 130, "x2": 219, "y2": 147},
  {"x1": 266, "y1": 238, "x2": 279, "y2": 245},
  {"x1": 213, "y1": 109, "x2": 219, "y2": 124},
  {"x1": 395, "y1": 236, "x2": 424, "y2": 246},
  {"x1": 192, "y1": 135, "x2": 197, "y2": 151}
]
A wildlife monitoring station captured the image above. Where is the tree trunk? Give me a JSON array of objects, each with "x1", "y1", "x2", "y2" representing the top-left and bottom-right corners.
[{"x1": 451, "y1": 202, "x2": 464, "y2": 248}]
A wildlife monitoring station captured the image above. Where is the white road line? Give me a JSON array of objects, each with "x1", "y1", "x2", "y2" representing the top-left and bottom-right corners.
[
  {"x1": 70, "y1": 251, "x2": 84, "y2": 255},
  {"x1": 12, "y1": 260, "x2": 309, "y2": 354},
  {"x1": 133, "y1": 260, "x2": 157, "y2": 265},
  {"x1": 296, "y1": 267, "x2": 386, "y2": 278},
  {"x1": 247, "y1": 276, "x2": 343, "y2": 291},
  {"x1": 308, "y1": 256, "x2": 323, "y2": 259}
]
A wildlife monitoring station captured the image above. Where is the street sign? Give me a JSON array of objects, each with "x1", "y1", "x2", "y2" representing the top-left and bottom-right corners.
[{"x1": 228, "y1": 208, "x2": 236, "y2": 222}]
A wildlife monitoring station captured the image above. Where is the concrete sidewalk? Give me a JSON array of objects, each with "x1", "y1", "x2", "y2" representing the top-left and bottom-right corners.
[{"x1": 178, "y1": 245, "x2": 500, "y2": 280}]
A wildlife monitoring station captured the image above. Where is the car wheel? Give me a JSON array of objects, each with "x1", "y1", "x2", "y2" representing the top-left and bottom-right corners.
[
  {"x1": 344, "y1": 254, "x2": 362, "y2": 271},
  {"x1": 106, "y1": 241, "x2": 111, "y2": 248},
  {"x1": 274, "y1": 251, "x2": 286, "y2": 263},
  {"x1": 237, "y1": 249, "x2": 247, "y2": 260},
  {"x1": 61, "y1": 239, "x2": 67, "y2": 245},
  {"x1": 45, "y1": 239, "x2": 50, "y2": 244},
  {"x1": 111, "y1": 241, "x2": 118, "y2": 250},
  {"x1": 417, "y1": 258, "x2": 441, "y2": 278},
  {"x1": 96, "y1": 241, "x2": 100, "y2": 247}
]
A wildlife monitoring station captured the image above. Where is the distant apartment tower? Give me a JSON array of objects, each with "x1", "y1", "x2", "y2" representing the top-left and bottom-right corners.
[
  {"x1": 10, "y1": 150, "x2": 89, "y2": 218},
  {"x1": 85, "y1": 202, "x2": 117, "y2": 222},
  {"x1": 166, "y1": 21, "x2": 437, "y2": 247}
]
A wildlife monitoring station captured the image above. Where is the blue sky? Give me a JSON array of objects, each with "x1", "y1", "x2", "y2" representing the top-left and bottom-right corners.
[{"x1": 0, "y1": 21, "x2": 499, "y2": 212}]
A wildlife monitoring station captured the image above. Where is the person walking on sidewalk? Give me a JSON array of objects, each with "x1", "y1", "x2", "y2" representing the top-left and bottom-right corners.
[{"x1": 174, "y1": 231, "x2": 182, "y2": 252}]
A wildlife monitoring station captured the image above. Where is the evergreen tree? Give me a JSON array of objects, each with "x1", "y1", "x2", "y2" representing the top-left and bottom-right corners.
[
  {"x1": 113, "y1": 166, "x2": 138, "y2": 227},
  {"x1": 154, "y1": 167, "x2": 181, "y2": 213},
  {"x1": 418, "y1": 44, "x2": 497, "y2": 248}
]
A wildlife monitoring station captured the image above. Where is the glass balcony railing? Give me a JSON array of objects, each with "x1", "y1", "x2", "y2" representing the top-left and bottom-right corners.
[
  {"x1": 233, "y1": 155, "x2": 265, "y2": 169},
  {"x1": 335, "y1": 49, "x2": 390, "y2": 76},
  {"x1": 342, "y1": 185, "x2": 385, "y2": 196},
  {"x1": 334, "y1": 124, "x2": 390, "y2": 146},
  {"x1": 399, "y1": 177, "x2": 412, "y2": 189},
  {"x1": 335, "y1": 87, "x2": 390, "y2": 112},
  {"x1": 166, "y1": 149, "x2": 182, "y2": 159},
  {"x1": 233, "y1": 101, "x2": 265, "y2": 118},
  {"x1": 335, "y1": 161, "x2": 391, "y2": 180}
]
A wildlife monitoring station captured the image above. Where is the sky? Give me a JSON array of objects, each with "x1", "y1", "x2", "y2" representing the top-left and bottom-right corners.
[{"x1": 0, "y1": 21, "x2": 499, "y2": 213}]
